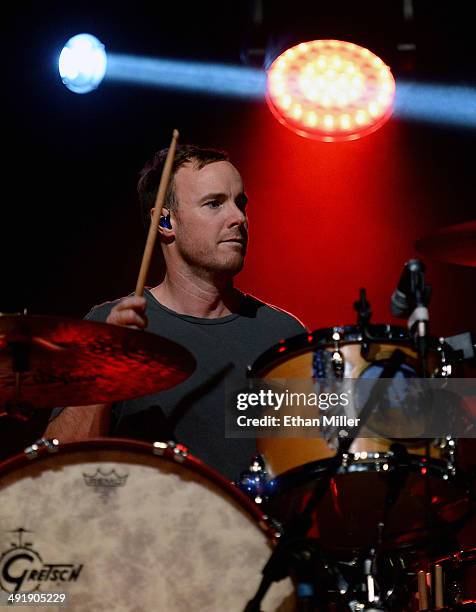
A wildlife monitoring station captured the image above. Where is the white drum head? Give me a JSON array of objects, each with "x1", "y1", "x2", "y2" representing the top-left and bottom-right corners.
[{"x1": 0, "y1": 439, "x2": 294, "y2": 611}]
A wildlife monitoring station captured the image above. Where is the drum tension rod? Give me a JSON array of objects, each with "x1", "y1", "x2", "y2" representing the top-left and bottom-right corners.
[
  {"x1": 354, "y1": 288, "x2": 372, "y2": 357},
  {"x1": 24, "y1": 437, "x2": 60, "y2": 459}
]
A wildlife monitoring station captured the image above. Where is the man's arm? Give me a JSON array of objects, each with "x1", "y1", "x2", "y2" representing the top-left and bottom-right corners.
[
  {"x1": 43, "y1": 295, "x2": 148, "y2": 441},
  {"x1": 44, "y1": 404, "x2": 111, "y2": 441}
]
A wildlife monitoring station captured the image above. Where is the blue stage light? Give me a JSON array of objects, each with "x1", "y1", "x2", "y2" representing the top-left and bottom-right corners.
[
  {"x1": 59, "y1": 34, "x2": 107, "y2": 94},
  {"x1": 55, "y1": 37, "x2": 476, "y2": 131},
  {"x1": 105, "y1": 55, "x2": 476, "y2": 129},
  {"x1": 394, "y1": 80, "x2": 476, "y2": 128},
  {"x1": 106, "y1": 55, "x2": 266, "y2": 100}
]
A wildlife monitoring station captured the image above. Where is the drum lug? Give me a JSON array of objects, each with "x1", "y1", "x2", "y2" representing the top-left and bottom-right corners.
[
  {"x1": 24, "y1": 437, "x2": 59, "y2": 459},
  {"x1": 331, "y1": 331, "x2": 345, "y2": 379},
  {"x1": 152, "y1": 441, "x2": 171, "y2": 456},
  {"x1": 172, "y1": 443, "x2": 189, "y2": 463},
  {"x1": 152, "y1": 440, "x2": 189, "y2": 462},
  {"x1": 436, "y1": 435, "x2": 457, "y2": 475},
  {"x1": 260, "y1": 514, "x2": 284, "y2": 538},
  {"x1": 436, "y1": 337, "x2": 453, "y2": 377}
]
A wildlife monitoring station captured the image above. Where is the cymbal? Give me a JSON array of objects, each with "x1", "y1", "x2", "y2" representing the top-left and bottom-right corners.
[
  {"x1": 415, "y1": 220, "x2": 476, "y2": 267},
  {"x1": 0, "y1": 314, "x2": 196, "y2": 410}
]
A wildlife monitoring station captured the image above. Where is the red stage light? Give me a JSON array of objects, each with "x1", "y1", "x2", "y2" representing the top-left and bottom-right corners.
[{"x1": 266, "y1": 40, "x2": 396, "y2": 142}]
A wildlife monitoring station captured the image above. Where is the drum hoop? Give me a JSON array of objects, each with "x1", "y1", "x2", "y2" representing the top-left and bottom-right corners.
[
  {"x1": 267, "y1": 452, "x2": 461, "y2": 491},
  {"x1": 433, "y1": 546, "x2": 476, "y2": 565},
  {"x1": 248, "y1": 323, "x2": 444, "y2": 377},
  {"x1": 0, "y1": 437, "x2": 277, "y2": 539}
]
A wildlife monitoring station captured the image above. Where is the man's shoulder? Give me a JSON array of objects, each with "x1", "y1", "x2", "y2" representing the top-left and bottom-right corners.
[
  {"x1": 84, "y1": 296, "x2": 125, "y2": 322},
  {"x1": 241, "y1": 293, "x2": 308, "y2": 335}
]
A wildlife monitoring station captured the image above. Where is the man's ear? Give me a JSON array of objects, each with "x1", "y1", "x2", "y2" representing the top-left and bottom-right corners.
[
  {"x1": 152, "y1": 207, "x2": 174, "y2": 237},
  {"x1": 150, "y1": 206, "x2": 170, "y2": 221}
]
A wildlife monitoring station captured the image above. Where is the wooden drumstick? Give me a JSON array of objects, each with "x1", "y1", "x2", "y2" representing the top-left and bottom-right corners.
[{"x1": 135, "y1": 129, "x2": 179, "y2": 297}]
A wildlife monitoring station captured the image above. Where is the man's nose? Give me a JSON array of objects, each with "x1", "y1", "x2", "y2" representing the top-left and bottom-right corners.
[{"x1": 227, "y1": 202, "x2": 247, "y2": 227}]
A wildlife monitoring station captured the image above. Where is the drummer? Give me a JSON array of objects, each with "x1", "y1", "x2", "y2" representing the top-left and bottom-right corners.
[{"x1": 46, "y1": 145, "x2": 306, "y2": 480}]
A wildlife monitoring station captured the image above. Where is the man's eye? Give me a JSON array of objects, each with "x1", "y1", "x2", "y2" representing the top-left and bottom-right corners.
[
  {"x1": 236, "y1": 196, "x2": 248, "y2": 211},
  {"x1": 206, "y1": 200, "x2": 220, "y2": 208}
]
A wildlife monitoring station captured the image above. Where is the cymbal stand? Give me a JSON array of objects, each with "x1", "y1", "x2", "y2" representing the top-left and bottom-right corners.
[
  {"x1": 1, "y1": 340, "x2": 36, "y2": 421},
  {"x1": 404, "y1": 261, "x2": 431, "y2": 377}
]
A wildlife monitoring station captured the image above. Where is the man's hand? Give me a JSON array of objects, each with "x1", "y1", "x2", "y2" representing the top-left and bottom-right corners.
[{"x1": 106, "y1": 295, "x2": 148, "y2": 329}]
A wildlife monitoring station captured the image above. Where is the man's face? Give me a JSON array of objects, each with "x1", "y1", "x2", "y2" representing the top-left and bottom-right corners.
[{"x1": 170, "y1": 160, "x2": 248, "y2": 276}]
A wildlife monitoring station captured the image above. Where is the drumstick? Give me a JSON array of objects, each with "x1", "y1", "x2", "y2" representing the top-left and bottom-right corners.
[{"x1": 135, "y1": 129, "x2": 179, "y2": 297}]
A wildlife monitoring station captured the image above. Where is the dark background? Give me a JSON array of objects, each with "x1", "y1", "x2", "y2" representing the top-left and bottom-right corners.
[{"x1": 3, "y1": 0, "x2": 475, "y2": 335}]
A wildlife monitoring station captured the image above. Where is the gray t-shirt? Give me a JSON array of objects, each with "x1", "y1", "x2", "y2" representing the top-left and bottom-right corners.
[{"x1": 85, "y1": 288, "x2": 306, "y2": 480}]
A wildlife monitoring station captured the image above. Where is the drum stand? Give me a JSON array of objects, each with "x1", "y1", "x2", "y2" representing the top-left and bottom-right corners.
[
  {"x1": 245, "y1": 353, "x2": 411, "y2": 612},
  {"x1": 1, "y1": 341, "x2": 38, "y2": 421}
]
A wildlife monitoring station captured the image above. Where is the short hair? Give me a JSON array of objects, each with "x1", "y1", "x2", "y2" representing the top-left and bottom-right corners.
[{"x1": 137, "y1": 144, "x2": 229, "y2": 229}]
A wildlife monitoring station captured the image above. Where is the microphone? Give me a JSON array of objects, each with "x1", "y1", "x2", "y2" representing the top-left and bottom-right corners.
[
  {"x1": 391, "y1": 259, "x2": 429, "y2": 318},
  {"x1": 391, "y1": 258, "x2": 432, "y2": 365}
]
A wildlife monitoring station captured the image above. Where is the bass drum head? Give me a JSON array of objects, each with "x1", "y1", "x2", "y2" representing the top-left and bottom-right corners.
[{"x1": 0, "y1": 439, "x2": 294, "y2": 611}]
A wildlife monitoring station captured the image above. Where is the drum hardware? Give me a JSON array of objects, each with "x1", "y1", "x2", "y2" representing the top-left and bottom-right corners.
[
  {"x1": 250, "y1": 273, "x2": 474, "y2": 609},
  {"x1": 413, "y1": 548, "x2": 476, "y2": 610},
  {"x1": 24, "y1": 437, "x2": 59, "y2": 459},
  {"x1": 245, "y1": 427, "x2": 365, "y2": 609},
  {"x1": 152, "y1": 440, "x2": 174, "y2": 455},
  {"x1": 434, "y1": 564, "x2": 444, "y2": 609},
  {"x1": 252, "y1": 320, "x2": 471, "y2": 551},
  {"x1": 390, "y1": 259, "x2": 432, "y2": 377},
  {"x1": 0, "y1": 314, "x2": 196, "y2": 412},
  {"x1": 436, "y1": 338, "x2": 454, "y2": 378},
  {"x1": 436, "y1": 437, "x2": 457, "y2": 476},
  {"x1": 331, "y1": 331, "x2": 346, "y2": 379},
  {"x1": 443, "y1": 332, "x2": 475, "y2": 363},
  {"x1": 244, "y1": 490, "x2": 327, "y2": 611},
  {"x1": 354, "y1": 288, "x2": 372, "y2": 359},
  {"x1": 246, "y1": 367, "x2": 412, "y2": 612},
  {"x1": 152, "y1": 440, "x2": 189, "y2": 462},
  {"x1": 417, "y1": 570, "x2": 430, "y2": 611},
  {"x1": 1, "y1": 400, "x2": 37, "y2": 421},
  {"x1": 236, "y1": 453, "x2": 270, "y2": 505},
  {"x1": 334, "y1": 547, "x2": 420, "y2": 610},
  {"x1": 355, "y1": 543, "x2": 397, "y2": 611},
  {"x1": 1, "y1": 334, "x2": 36, "y2": 420},
  {"x1": 25, "y1": 437, "x2": 190, "y2": 464}
]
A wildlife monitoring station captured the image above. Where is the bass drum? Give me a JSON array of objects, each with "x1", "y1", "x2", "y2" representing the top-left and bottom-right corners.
[
  {"x1": 0, "y1": 438, "x2": 294, "y2": 611},
  {"x1": 250, "y1": 324, "x2": 471, "y2": 551}
]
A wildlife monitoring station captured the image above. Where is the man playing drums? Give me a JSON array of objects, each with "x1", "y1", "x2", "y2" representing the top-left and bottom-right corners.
[{"x1": 46, "y1": 145, "x2": 305, "y2": 479}]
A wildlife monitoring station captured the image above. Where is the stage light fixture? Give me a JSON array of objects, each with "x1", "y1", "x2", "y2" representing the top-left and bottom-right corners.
[
  {"x1": 58, "y1": 34, "x2": 107, "y2": 94},
  {"x1": 266, "y1": 40, "x2": 396, "y2": 142}
]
